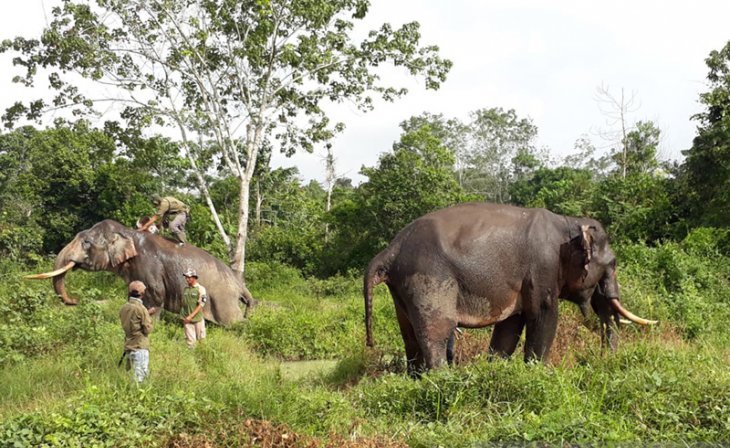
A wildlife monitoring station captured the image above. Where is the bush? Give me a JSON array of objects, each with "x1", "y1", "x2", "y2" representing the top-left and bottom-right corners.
[
  {"x1": 617, "y1": 242, "x2": 730, "y2": 341},
  {"x1": 0, "y1": 386, "x2": 219, "y2": 447},
  {"x1": 0, "y1": 222, "x2": 44, "y2": 262}
]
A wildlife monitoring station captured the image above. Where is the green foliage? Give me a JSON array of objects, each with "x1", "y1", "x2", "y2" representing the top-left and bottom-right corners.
[
  {"x1": 2, "y1": 256, "x2": 730, "y2": 445},
  {"x1": 510, "y1": 166, "x2": 596, "y2": 217},
  {"x1": 0, "y1": 125, "x2": 185, "y2": 256},
  {"x1": 0, "y1": 263, "x2": 113, "y2": 365},
  {"x1": 616, "y1": 120, "x2": 661, "y2": 176},
  {"x1": 361, "y1": 345, "x2": 730, "y2": 445},
  {"x1": 679, "y1": 39, "x2": 730, "y2": 227},
  {"x1": 359, "y1": 123, "x2": 466, "y2": 237},
  {"x1": 591, "y1": 173, "x2": 675, "y2": 243},
  {"x1": 458, "y1": 108, "x2": 543, "y2": 202},
  {"x1": 325, "y1": 120, "x2": 470, "y2": 274},
  {"x1": 616, "y1": 235, "x2": 730, "y2": 341},
  {"x1": 241, "y1": 270, "x2": 399, "y2": 360},
  {"x1": 0, "y1": 387, "x2": 216, "y2": 447}
]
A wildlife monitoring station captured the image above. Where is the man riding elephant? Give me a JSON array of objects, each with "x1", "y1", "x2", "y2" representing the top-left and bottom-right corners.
[{"x1": 139, "y1": 194, "x2": 189, "y2": 246}]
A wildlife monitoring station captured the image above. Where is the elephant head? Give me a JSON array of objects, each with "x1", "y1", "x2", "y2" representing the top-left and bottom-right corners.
[
  {"x1": 26, "y1": 220, "x2": 139, "y2": 305},
  {"x1": 562, "y1": 219, "x2": 656, "y2": 348}
]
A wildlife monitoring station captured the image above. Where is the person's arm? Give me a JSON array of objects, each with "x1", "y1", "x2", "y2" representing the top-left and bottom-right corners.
[
  {"x1": 140, "y1": 308, "x2": 153, "y2": 335},
  {"x1": 184, "y1": 304, "x2": 203, "y2": 324},
  {"x1": 183, "y1": 286, "x2": 206, "y2": 323},
  {"x1": 140, "y1": 198, "x2": 170, "y2": 233},
  {"x1": 138, "y1": 215, "x2": 159, "y2": 232}
]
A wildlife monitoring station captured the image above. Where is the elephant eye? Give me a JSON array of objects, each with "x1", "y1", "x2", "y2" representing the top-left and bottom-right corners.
[{"x1": 82, "y1": 240, "x2": 92, "y2": 250}]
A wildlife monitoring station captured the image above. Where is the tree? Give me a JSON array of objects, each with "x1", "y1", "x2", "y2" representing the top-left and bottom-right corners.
[
  {"x1": 562, "y1": 135, "x2": 611, "y2": 177},
  {"x1": 594, "y1": 84, "x2": 641, "y2": 178},
  {"x1": 1, "y1": 0, "x2": 451, "y2": 274},
  {"x1": 679, "y1": 40, "x2": 730, "y2": 227},
  {"x1": 510, "y1": 166, "x2": 596, "y2": 217},
  {"x1": 591, "y1": 173, "x2": 674, "y2": 244},
  {"x1": 0, "y1": 123, "x2": 180, "y2": 256},
  {"x1": 461, "y1": 107, "x2": 542, "y2": 203},
  {"x1": 325, "y1": 121, "x2": 469, "y2": 273},
  {"x1": 615, "y1": 120, "x2": 661, "y2": 176}
]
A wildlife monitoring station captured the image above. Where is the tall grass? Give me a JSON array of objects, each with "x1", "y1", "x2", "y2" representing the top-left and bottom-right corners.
[{"x1": 1, "y1": 239, "x2": 729, "y2": 446}]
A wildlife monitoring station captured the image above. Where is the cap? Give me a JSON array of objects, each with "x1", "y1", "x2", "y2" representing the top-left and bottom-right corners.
[
  {"x1": 151, "y1": 194, "x2": 161, "y2": 204},
  {"x1": 128, "y1": 280, "x2": 146, "y2": 296},
  {"x1": 182, "y1": 268, "x2": 198, "y2": 278}
]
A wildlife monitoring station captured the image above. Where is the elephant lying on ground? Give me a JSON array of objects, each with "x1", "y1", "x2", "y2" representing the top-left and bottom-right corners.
[
  {"x1": 364, "y1": 202, "x2": 656, "y2": 374},
  {"x1": 27, "y1": 220, "x2": 256, "y2": 325}
]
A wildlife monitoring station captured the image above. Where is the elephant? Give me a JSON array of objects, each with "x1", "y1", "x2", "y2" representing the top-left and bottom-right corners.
[
  {"x1": 363, "y1": 202, "x2": 656, "y2": 374},
  {"x1": 26, "y1": 219, "x2": 256, "y2": 325}
]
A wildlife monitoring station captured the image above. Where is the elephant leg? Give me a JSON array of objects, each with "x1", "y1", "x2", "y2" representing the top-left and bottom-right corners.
[
  {"x1": 488, "y1": 313, "x2": 525, "y2": 359},
  {"x1": 394, "y1": 302, "x2": 424, "y2": 377},
  {"x1": 412, "y1": 312, "x2": 456, "y2": 371},
  {"x1": 523, "y1": 296, "x2": 559, "y2": 363},
  {"x1": 446, "y1": 330, "x2": 456, "y2": 365}
]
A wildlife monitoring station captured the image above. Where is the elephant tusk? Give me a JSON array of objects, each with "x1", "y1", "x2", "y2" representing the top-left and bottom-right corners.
[
  {"x1": 24, "y1": 261, "x2": 76, "y2": 280},
  {"x1": 610, "y1": 299, "x2": 658, "y2": 326}
]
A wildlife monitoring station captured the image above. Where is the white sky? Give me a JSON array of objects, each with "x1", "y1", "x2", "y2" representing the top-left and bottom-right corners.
[{"x1": 1, "y1": 1, "x2": 729, "y2": 184}]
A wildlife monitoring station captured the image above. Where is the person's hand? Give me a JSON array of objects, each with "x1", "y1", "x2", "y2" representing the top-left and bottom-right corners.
[
  {"x1": 147, "y1": 307, "x2": 158, "y2": 315},
  {"x1": 183, "y1": 317, "x2": 191, "y2": 324}
]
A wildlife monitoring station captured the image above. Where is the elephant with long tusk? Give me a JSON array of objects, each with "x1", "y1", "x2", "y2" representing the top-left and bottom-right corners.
[
  {"x1": 364, "y1": 202, "x2": 657, "y2": 375},
  {"x1": 26, "y1": 219, "x2": 256, "y2": 325}
]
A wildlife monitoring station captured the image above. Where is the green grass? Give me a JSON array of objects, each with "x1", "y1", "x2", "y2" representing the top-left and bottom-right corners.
[{"x1": 1, "y1": 247, "x2": 729, "y2": 446}]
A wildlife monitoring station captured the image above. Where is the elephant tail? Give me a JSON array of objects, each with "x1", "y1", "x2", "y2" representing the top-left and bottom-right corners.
[{"x1": 364, "y1": 248, "x2": 394, "y2": 348}]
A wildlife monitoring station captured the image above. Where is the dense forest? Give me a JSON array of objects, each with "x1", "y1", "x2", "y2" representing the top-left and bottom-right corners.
[{"x1": 1, "y1": 1, "x2": 730, "y2": 446}]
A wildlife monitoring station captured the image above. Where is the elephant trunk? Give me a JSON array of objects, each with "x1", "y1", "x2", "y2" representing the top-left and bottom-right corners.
[
  {"x1": 25, "y1": 238, "x2": 80, "y2": 305},
  {"x1": 52, "y1": 270, "x2": 77, "y2": 305}
]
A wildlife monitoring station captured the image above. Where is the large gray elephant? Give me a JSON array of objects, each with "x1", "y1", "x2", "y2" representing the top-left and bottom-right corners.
[
  {"x1": 27, "y1": 219, "x2": 256, "y2": 325},
  {"x1": 364, "y1": 202, "x2": 655, "y2": 374}
]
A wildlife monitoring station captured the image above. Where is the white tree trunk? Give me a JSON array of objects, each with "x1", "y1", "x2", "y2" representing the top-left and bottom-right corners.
[
  {"x1": 230, "y1": 125, "x2": 265, "y2": 274},
  {"x1": 231, "y1": 174, "x2": 251, "y2": 274},
  {"x1": 184, "y1": 150, "x2": 232, "y2": 252}
]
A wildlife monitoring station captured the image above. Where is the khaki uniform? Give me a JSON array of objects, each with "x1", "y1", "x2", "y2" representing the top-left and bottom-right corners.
[
  {"x1": 119, "y1": 298, "x2": 153, "y2": 350},
  {"x1": 154, "y1": 196, "x2": 189, "y2": 244},
  {"x1": 119, "y1": 297, "x2": 153, "y2": 382},
  {"x1": 181, "y1": 284, "x2": 207, "y2": 347}
]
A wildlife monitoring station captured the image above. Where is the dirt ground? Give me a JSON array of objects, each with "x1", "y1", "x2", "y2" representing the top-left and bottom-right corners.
[{"x1": 164, "y1": 418, "x2": 408, "y2": 448}]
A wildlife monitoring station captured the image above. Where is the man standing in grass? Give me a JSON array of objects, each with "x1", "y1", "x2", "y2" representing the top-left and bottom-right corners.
[
  {"x1": 119, "y1": 281, "x2": 157, "y2": 383},
  {"x1": 181, "y1": 268, "x2": 207, "y2": 348}
]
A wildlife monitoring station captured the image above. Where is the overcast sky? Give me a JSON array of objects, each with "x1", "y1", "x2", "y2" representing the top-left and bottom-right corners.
[{"x1": 2, "y1": 1, "x2": 729, "y2": 184}]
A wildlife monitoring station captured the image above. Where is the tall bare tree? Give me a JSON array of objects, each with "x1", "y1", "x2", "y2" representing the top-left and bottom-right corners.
[{"x1": 594, "y1": 84, "x2": 640, "y2": 178}]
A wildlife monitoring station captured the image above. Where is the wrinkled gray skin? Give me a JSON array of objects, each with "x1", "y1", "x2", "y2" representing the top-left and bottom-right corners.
[
  {"x1": 48, "y1": 220, "x2": 254, "y2": 325},
  {"x1": 364, "y1": 202, "x2": 627, "y2": 375}
]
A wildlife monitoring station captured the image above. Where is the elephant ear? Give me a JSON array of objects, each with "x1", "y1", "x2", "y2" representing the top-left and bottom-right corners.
[
  {"x1": 108, "y1": 233, "x2": 138, "y2": 267},
  {"x1": 580, "y1": 225, "x2": 596, "y2": 277}
]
